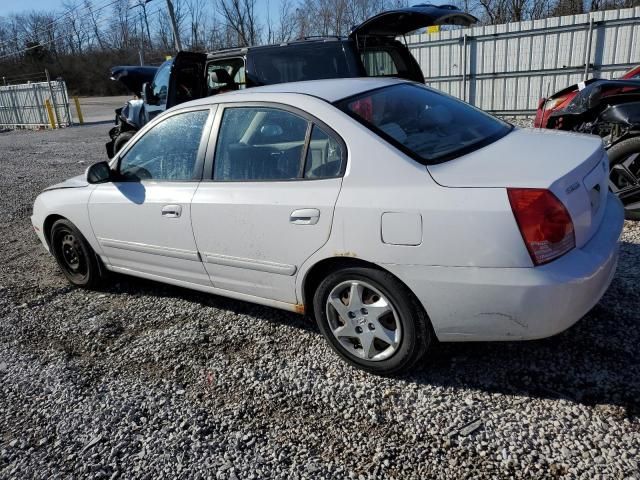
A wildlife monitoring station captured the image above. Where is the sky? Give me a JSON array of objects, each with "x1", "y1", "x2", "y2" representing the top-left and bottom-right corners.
[{"x1": 0, "y1": 0, "x2": 278, "y2": 19}]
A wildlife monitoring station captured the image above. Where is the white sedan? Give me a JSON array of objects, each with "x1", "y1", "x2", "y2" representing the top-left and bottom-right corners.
[{"x1": 31, "y1": 78, "x2": 624, "y2": 374}]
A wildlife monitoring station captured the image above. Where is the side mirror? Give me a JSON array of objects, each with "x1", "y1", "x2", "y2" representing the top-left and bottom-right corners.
[{"x1": 86, "y1": 161, "x2": 112, "y2": 184}]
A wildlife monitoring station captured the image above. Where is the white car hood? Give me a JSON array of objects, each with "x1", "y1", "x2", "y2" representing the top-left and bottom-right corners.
[
  {"x1": 44, "y1": 174, "x2": 88, "y2": 191},
  {"x1": 427, "y1": 128, "x2": 603, "y2": 189}
]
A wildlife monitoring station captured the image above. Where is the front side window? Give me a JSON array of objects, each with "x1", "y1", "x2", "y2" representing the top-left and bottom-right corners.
[
  {"x1": 336, "y1": 83, "x2": 511, "y2": 163},
  {"x1": 213, "y1": 107, "x2": 345, "y2": 181},
  {"x1": 150, "y1": 60, "x2": 171, "y2": 106},
  {"x1": 119, "y1": 110, "x2": 209, "y2": 181}
]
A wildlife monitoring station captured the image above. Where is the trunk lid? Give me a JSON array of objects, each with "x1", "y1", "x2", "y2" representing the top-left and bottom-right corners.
[
  {"x1": 349, "y1": 4, "x2": 477, "y2": 37},
  {"x1": 110, "y1": 66, "x2": 158, "y2": 96},
  {"x1": 427, "y1": 128, "x2": 609, "y2": 248}
]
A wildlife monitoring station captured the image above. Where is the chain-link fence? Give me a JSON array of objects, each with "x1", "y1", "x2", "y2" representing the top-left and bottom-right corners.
[{"x1": 0, "y1": 78, "x2": 72, "y2": 129}]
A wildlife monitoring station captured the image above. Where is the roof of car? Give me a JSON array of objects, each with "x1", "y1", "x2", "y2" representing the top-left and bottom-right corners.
[
  {"x1": 187, "y1": 77, "x2": 409, "y2": 106},
  {"x1": 206, "y1": 36, "x2": 349, "y2": 58}
]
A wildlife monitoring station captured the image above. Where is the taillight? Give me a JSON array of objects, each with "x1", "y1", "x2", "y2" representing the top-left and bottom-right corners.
[{"x1": 507, "y1": 188, "x2": 575, "y2": 266}]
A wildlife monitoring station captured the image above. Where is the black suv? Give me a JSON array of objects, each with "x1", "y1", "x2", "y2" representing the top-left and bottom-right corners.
[{"x1": 107, "y1": 4, "x2": 476, "y2": 157}]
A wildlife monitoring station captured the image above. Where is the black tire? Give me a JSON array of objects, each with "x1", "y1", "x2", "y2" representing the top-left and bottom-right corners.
[
  {"x1": 50, "y1": 219, "x2": 103, "y2": 288},
  {"x1": 608, "y1": 136, "x2": 640, "y2": 220},
  {"x1": 113, "y1": 131, "x2": 135, "y2": 154},
  {"x1": 313, "y1": 267, "x2": 432, "y2": 375}
]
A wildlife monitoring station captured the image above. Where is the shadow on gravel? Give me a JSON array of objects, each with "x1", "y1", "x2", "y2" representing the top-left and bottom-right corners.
[
  {"x1": 90, "y1": 241, "x2": 640, "y2": 416},
  {"x1": 408, "y1": 239, "x2": 640, "y2": 418},
  {"x1": 74, "y1": 120, "x2": 114, "y2": 126},
  {"x1": 94, "y1": 273, "x2": 317, "y2": 334}
]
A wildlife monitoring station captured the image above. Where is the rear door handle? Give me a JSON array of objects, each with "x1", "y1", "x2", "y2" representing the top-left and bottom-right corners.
[
  {"x1": 161, "y1": 204, "x2": 182, "y2": 218},
  {"x1": 290, "y1": 208, "x2": 320, "y2": 225}
]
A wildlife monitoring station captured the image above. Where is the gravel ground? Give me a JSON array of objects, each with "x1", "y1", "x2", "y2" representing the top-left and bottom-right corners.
[
  {"x1": 1, "y1": 114, "x2": 639, "y2": 479},
  {"x1": 68, "y1": 96, "x2": 131, "y2": 124}
]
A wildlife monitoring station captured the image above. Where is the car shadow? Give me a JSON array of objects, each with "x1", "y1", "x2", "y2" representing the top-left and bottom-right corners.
[
  {"x1": 73, "y1": 120, "x2": 114, "y2": 126},
  {"x1": 93, "y1": 239, "x2": 640, "y2": 416},
  {"x1": 113, "y1": 181, "x2": 146, "y2": 204}
]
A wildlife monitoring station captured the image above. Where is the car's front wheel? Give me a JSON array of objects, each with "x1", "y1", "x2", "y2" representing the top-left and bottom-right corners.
[
  {"x1": 50, "y1": 219, "x2": 103, "y2": 288},
  {"x1": 313, "y1": 267, "x2": 432, "y2": 375},
  {"x1": 113, "y1": 131, "x2": 135, "y2": 155}
]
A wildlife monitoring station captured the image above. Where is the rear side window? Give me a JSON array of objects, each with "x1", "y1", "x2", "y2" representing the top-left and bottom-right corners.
[
  {"x1": 213, "y1": 107, "x2": 344, "y2": 181},
  {"x1": 304, "y1": 126, "x2": 344, "y2": 179},
  {"x1": 248, "y1": 43, "x2": 354, "y2": 85},
  {"x1": 361, "y1": 49, "x2": 399, "y2": 77},
  {"x1": 336, "y1": 83, "x2": 511, "y2": 164},
  {"x1": 207, "y1": 57, "x2": 246, "y2": 95}
]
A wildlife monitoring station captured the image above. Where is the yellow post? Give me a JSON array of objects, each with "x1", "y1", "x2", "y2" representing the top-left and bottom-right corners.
[
  {"x1": 73, "y1": 96, "x2": 84, "y2": 124},
  {"x1": 44, "y1": 99, "x2": 56, "y2": 129}
]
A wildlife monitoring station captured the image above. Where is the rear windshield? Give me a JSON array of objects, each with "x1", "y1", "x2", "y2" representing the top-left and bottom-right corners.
[
  {"x1": 336, "y1": 83, "x2": 511, "y2": 164},
  {"x1": 248, "y1": 43, "x2": 356, "y2": 85}
]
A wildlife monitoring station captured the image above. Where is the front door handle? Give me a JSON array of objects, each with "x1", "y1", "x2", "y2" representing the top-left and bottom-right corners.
[
  {"x1": 161, "y1": 204, "x2": 182, "y2": 218},
  {"x1": 290, "y1": 208, "x2": 320, "y2": 225}
]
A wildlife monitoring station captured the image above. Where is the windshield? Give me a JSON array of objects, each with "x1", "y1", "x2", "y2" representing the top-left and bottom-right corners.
[{"x1": 336, "y1": 83, "x2": 511, "y2": 163}]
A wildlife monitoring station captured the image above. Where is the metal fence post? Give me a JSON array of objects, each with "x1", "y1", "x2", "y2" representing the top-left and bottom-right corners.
[
  {"x1": 45, "y1": 69, "x2": 61, "y2": 128},
  {"x1": 584, "y1": 17, "x2": 594, "y2": 81},
  {"x1": 58, "y1": 79, "x2": 72, "y2": 126},
  {"x1": 462, "y1": 34, "x2": 468, "y2": 102}
]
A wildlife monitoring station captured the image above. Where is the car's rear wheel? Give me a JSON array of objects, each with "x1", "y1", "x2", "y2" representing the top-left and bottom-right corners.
[
  {"x1": 608, "y1": 136, "x2": 640, "y2": 220},
  {"x1": 50, "y1": 219, "x2": 103, "y2": 288},
  {"x1": 313, "y1": 267, "x2": 431, "y2": 375}
]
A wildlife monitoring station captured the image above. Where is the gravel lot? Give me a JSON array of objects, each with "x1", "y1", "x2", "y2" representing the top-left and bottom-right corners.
[{"x1": 1, "y1": 109, "x2": 639, "y2": 479}]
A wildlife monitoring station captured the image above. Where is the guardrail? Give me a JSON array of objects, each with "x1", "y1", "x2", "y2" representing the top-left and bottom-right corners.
[{"x1": 406, "y1": 6, "x2": 640, "y2": 116}]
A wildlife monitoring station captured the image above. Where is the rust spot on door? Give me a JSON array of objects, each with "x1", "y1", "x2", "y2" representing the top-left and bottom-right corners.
[{"x1": 294, "y1": 304, "x2": 305, "y2": 314}]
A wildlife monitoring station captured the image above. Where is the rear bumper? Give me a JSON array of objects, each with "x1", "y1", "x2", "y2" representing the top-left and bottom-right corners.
[{"x1": 385, "y1": 193, "x2": 624, "y2": 341}]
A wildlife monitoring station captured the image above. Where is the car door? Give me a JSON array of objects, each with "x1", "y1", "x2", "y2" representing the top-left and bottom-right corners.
[
  {"x1": 89, "y1": 107, "x2": 214, "y2": 286},
  {"x1": 167, "y1": 51, "x2": 207, "y2": 109},
  {"x1": 143, "y1": 59, "x2": 172, "y2": 123},
  {"x1": 191, "y1": 103, "x2": 346, "y2": 304}
]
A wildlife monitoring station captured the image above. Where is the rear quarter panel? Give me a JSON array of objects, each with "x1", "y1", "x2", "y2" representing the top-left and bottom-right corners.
[{"x1": 294, "y1": 110, "x2": 532, "y2": 301}]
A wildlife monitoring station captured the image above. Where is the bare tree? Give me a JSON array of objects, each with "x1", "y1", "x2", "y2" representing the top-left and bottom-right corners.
[
  {"x1": 276, "y1": 0, "x2": 297, "y2": 41},
  {"x1": 219, "y1": 0, "x2": 261, "y2": 46},
  {"x1": 186, "y1": 0, "x2": 207, "y2": 49}
]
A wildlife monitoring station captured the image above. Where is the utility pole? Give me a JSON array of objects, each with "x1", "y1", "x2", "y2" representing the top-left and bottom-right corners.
[
  {"x1": 165, "y1": 0, "x2": 183, "y2": 52},
  {"x1": 130, "y1": 1, "x2": 150, "y2": 66}
]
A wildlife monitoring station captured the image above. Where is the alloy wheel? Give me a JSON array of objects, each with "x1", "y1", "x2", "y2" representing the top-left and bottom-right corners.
[{"x1": 325, "y1": 280, "x2": 401, "y2": 362}]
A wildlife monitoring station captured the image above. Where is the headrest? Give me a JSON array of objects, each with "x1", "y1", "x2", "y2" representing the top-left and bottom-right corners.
[{"x1": 209, "y1": 69, "x2": 234, "y2": 85}]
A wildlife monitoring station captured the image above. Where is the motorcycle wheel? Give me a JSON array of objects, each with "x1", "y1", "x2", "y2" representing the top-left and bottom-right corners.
[{"x1": 608, "y1": 136, "x2": 640, "y2": 221}]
